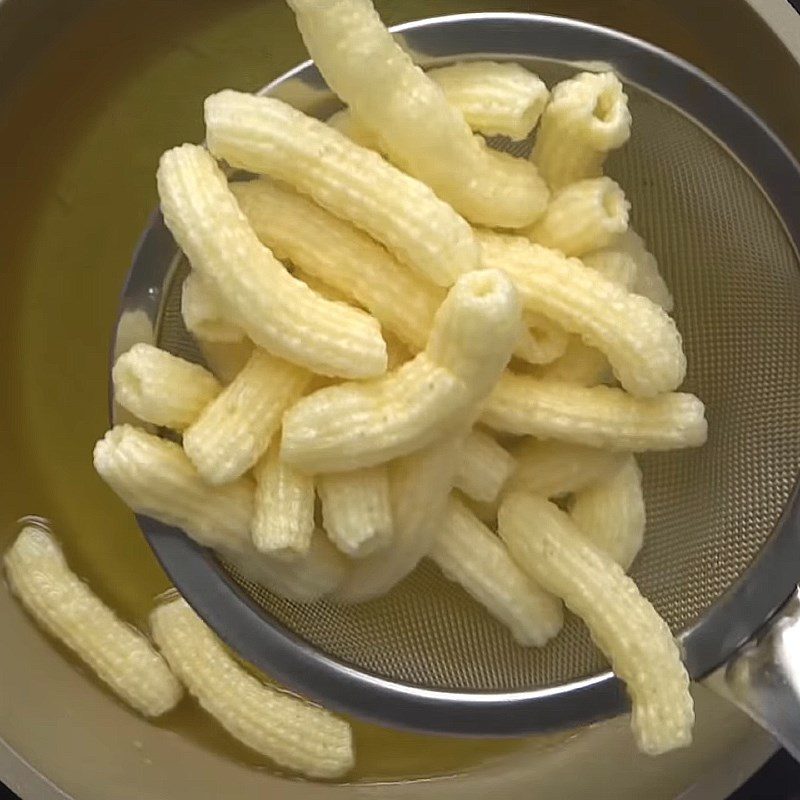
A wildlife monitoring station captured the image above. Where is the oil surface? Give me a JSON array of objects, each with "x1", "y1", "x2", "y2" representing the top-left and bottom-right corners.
[{"x1": 0, "y1": 0, "x2": 765, "y2": 785}]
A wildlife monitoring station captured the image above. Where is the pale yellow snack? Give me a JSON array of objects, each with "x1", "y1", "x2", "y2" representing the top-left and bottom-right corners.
[
  {"x1": 150, "y1": 598, "x2": 354, "y2": 778},
  {"x1": 331, "y1": 62, "x2": 548, "y2": 147},
  {"x1": 530, "y1": 177, "x2": 630, "y2": 256},
  {"x1": 571, "y1": 455, "x2": 645, "y2": 571},
  {"x1": 285, "y1": 0, "x2": 549, "y2": 227},
  {"x1": 509, "y1": 439, "x2": 628, "y2": 498},
  {"x1": 112, "y1": 343, "x2": 221, "y2": 431},
  {"x1": 482, "y1": 373, "x2": 708, "y2": 451},
  {"x1": 93, "y1": 425, "x2": 253, "y2": 551},
  {"x1": 334, "y1": 435, "x2": 461, "y2": 603},
  {"x1": 232, "y1": 179, "x2": 444, "y2": 351},
  {"x1": 282, "y1": 360, "x2": 459, "y2": 474},
  {"x1": 427, "y1": 60, "x2": 549, "y2": 139},
  {"x1": 197, "y1": 338, "x2": 254, "y2": 386},
  {"x1": 611, "y1": 229, "x2": 674, "y2": 311},
  {"x1": 281, "y1": 270, "x2": 521, "y2": 473},
  {"x1": 336, "y1": 65, "x2": 550, "y2": 145},
  {"x1": 424, "y1": 270, "x2": 521, "y2": 394},
  {"x1": 536, "y1": 242, "x2": 638, "y2": 385},
  {"x1": 478, "y1": 230, "x2": 685, "y2": 397},
  {"x1": 222, "y1": 531, "x2": 348, "y2": 603},
  {"x1": 532, "y1": 71, "x2": 631, "y2": 190},
  {"x1": 5, "y1": 525, "x2": 182, "y2": 718},
  {"x1": 181, "y1": 271, "x2": 245, "y2": 344},
  {"x1": 157, "y1": 144, "x2": 386, "y2": 377},
  {"x1": 184, "y1": 348, "x2": 311, "y2": 485},
  {"x1": 327, "y1": 107, "x2": 382, "y2": 149},
  {"x1": 236, "y1": 177, "x2": 556, "y2": 363},
  {"x1": 536, "y1": 336, "x2": 610, "y2": 387},
  {"x1": 581, "y1": 249, "x2": 638, "y2": 290},
  {"x1": 252, "y1": 443, "x2": 315, "y2": 560},
  {"x1": 454, "y1": 428, "x2": 516, "y2": 503},
  {"x1": 331, "y1": 62, "x2": 549, "y2": 143},
  {"x1": 516, "y1": 312, "x2": 570, "y2": 365},
  {"x1": 205, "y1": 91, "x2": 478, "y2": 287},
  {"x1": 430, "y1": 496, "x2": 562, "y2": 646},
  {"x1": 499, "y1": 493, "x2": 693, "y2": 755},
  {"x1": 94, "y1": 427, "x2": 341, "y2": 602},
  {"x1": 318, "y1": 465, "x2": 393, "y2": 558}
]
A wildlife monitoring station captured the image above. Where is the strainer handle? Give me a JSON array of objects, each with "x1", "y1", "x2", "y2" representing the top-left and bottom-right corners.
[{"x1": 704, "y1": 586, "x2": 800, "y2": 761}]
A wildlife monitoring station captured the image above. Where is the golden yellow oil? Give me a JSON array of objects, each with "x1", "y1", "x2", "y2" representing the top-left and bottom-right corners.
[{"x1": 0, "y1": 0, "x2": 747, "y2": 785}]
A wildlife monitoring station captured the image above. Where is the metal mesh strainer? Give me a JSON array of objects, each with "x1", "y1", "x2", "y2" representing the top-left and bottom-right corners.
[{"x1": 113, "y1": 14, "x2": 800, "y2": 737}]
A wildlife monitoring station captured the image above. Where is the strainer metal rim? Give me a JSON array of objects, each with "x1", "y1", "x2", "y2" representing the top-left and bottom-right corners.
[{"x1": 115, "y1": 12, "x2": 800, "y2": 736}]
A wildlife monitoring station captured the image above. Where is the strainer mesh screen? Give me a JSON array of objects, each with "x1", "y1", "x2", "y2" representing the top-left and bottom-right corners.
[{"x1": 157, "y1": 62, "x2": 800, "y2": 692}]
